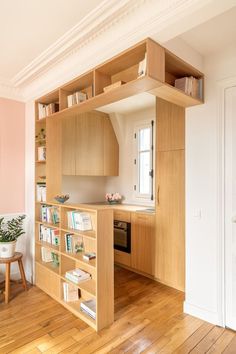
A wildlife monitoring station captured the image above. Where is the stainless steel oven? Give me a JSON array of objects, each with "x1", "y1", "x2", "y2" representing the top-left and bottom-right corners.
[{"x1": 114, "y1": 220, "x2": 131, "y2": 253}]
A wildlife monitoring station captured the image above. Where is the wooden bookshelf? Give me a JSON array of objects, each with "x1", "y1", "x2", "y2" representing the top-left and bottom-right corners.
[
  {"x1": 34, "y1": 38, "x2": 204, "y2": 124},
  {"x1": 35, "y1": 202, "x2": 114, "y2": 331}
]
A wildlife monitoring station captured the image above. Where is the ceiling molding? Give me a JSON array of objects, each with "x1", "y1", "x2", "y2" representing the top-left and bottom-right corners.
[
  {"x1": 12, "y1": 0, "x2": 146, "y2": 87},
  {"x1": 0, "y1": 79, "x2": 24, "y2": 102}
]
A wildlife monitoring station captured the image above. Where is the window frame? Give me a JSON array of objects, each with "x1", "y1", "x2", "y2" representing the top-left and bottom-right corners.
[{"x1": 133, "y1": 120, "x2": 155, "y2": 202}]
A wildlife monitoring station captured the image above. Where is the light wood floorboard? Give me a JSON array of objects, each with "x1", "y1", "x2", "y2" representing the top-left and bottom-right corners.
[{"x1": 0, "y1": 267, "x2": 235, "y2": 353}]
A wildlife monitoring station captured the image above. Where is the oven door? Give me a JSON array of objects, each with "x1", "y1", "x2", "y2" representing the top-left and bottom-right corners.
[{"x1": 114, "y1": 223, "x2": 131, "y2": 253}]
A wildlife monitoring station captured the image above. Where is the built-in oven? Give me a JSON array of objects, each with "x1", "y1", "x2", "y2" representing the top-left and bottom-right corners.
[{"x1": 114, "y1": 220, "x2": 131, "y2": 253}]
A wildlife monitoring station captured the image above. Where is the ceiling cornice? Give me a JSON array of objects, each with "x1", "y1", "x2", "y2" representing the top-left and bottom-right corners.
[
  {"x1": 12, "y1": 0, "x2": 146, "y2": 87},
  {"x1": 0, "y1": 79, "x2": 24, "y2": 102}
]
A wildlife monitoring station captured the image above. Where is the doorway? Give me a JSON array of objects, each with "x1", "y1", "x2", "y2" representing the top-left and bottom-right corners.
[{"x1": 225, "y1": 85, "x2": 236, "y2": 330}]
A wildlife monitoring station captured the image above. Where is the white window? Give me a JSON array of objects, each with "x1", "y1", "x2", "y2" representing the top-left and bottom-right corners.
[{"x1": 134, "y1": 121, "x2": 154, "y2": 200}]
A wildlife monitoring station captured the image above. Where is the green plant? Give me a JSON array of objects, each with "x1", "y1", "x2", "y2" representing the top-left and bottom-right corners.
[{"x1": 0, "y1": 215, "x2": 25, "y2": 242}]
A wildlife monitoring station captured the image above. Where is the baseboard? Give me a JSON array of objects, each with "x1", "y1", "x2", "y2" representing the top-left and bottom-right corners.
[{"x1": 184, "y1": 301, "x2": 221, "y2": 326}]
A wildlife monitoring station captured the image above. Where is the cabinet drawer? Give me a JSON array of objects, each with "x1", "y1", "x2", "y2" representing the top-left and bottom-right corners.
[
  {"x1": 114, "y1": 210, "x2": 131, "y2": 222},
  {"x1": 114, "y1": 250, "x2": 131, "y2": 267}
]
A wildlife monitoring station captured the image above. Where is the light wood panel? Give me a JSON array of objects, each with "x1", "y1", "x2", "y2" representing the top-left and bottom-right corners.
[
  {"x1": 46, "y1": 116, "x2": 62, "y2": 201},
  {"x1": 114, "y1": 210, "x2": 131, "y2": 222},
  {"x1": 146, "y1": 38, "x2": 165, "y2": 82},
  {"x1": 96, "y1": 209, "x2": 114, "y2": 330},
  {"x1": 0, "y1": 268, "x2": 233, "y2": 353},
  {"x1": 157, "y1": 97, "x2": 185, "y2": 151},
  {"x1": 131, "y1": 213, "x2": 155, "y2": 276},
  {"x1": 61, "y1": 116, "x2": 76, "y2": 175},
  {"x1": 114, "y1": 249, "x2": 131, "y2": 267},
  {"x1": 104, "y1": 117, "x2": 119, "y2": 176},
  {"x1": 76, "y1": 112, "x2": 104, "y2": 176},
  {"x1": 155, "y1": 149, "x2": 185, "y2": 291}
]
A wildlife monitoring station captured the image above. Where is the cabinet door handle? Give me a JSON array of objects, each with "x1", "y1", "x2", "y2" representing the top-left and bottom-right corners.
[{"x1": 157, "y1": 185, "x2": 160, "y2": 205}]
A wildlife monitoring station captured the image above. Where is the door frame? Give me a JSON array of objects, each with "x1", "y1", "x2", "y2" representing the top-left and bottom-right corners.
[{"x1": 217, "y1": 76, "x2": 236, "y2": 328}]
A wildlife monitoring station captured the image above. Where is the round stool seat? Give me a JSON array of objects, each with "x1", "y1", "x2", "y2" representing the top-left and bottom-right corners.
[
  {"x1": 0, "y1": 252, "x2": 27, "y2": 304},
  {"x1": 0, "y1": 252, "x2": 23, "y2": 264}
]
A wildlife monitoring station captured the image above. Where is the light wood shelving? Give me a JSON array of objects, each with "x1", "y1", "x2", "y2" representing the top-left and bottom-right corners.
[
  {"x1": 34, "y1": 202, "x2": 114, "y2": 331},
  {"x1": 35, "y1": 38, "x2": 204, "y2": 125},
  {"x1": 34, "y1": 37, "x2": 204, "y2": 331}
]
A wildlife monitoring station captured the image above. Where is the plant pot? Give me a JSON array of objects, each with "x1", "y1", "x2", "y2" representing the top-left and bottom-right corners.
[{"x1": 0, "y1": 240, "x2": 17, "y2": 258}]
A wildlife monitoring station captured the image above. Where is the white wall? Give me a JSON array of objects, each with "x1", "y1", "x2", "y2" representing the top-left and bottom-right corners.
[
  {"x1": 62, "y1": 176, "x2": 107, "y2": 204},
  {"x1": 184, "y1": 44, "x2": 236, "y2": 325},
  {"x1": 107, "y1": 107, "x2": 156, "y2": 206}
]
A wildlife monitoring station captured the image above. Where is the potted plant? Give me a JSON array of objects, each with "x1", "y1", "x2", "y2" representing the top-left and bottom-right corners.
[
  {"x1": 0, "y1": 215, "x2": 25, "y2": 258},
  {"x1": 105, "y1": 193, "x2": 122, "y2": 204}
]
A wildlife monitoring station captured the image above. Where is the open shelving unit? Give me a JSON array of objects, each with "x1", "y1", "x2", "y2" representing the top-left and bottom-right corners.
[
  {"x1": 35, "y1": 38, "x2": 204, "y2": 124},
  {"x1": 34, "y1": 202, "x2": 114, "y2": 331},
  {"x1": 34, "y1": 37, "x2": 204, "y2": 331}
]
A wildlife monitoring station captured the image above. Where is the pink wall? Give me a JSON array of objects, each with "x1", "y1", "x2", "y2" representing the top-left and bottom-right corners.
[{"x1": 0, "y1": 97, "x2": 25, "y2": 213}]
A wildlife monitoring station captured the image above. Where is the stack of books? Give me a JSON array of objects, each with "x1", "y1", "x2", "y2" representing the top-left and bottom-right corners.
[
  {"x1": 37, "y1": 146, "x2": 46, "y2": 161},
  {"x1": 65, "y1": 268, "x2": 91, "y2": 284},
  {"x1": 63, "y1": 282, "x2": 80, "y2": 302},
  {"x1": 80, "y1": 299, "x2": 96, "y2": 320},
  {"x1": 38, "y1": 103, "x2": 59, "y2": 119},
  {"x1": 175, "y1": 76, "x2": 203, "y2": 99},
  {"x1": 67, "y1": 211, "x2": 92, "y2": 231},
  {"x1": 36, "y1": 183, "x2": 46, "y2": 202},
  {"x1": 67, "y1": 91, "x2": 87, "y2": 107},
  {"x1": 39, "y1": 225, "x2": 60, "y2": 246},
  {"x1": 41, "y1": 205, "x2": 60, "y2": 224}
]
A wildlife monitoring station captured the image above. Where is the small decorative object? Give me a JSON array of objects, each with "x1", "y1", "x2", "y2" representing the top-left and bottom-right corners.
[
  {"x1": 51, "y1": 252, "x2": 60, "y2": 267},
  {"x1": 0, "y1": 215, "x2": 25, "y2": 258},
  {"x1": 35, "y1": 128, "x2": 46, "y2": 143},
  {"x1": 54, "y1": 194, "x2": 70, "y2": 204},
  {"x1": 105, "y1": 193, "x2": 122, "y2": 204}
]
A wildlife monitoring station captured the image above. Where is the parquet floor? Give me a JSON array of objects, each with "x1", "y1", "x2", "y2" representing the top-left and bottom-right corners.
[{"x1": 0, "y1": 267, "x2": 235, "y2": 353}]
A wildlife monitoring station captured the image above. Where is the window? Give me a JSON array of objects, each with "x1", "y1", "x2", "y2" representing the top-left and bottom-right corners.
[{"x1": 134, "y1": 121, "x2": 154, "y2": 200}]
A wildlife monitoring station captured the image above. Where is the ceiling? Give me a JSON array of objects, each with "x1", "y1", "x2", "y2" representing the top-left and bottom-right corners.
[
  {"x1": 0, "y1": 0, "x2": 103, "y2": 81},
  {"x1": 180, "y1": 7, "x2": 236, "y2": 55}
]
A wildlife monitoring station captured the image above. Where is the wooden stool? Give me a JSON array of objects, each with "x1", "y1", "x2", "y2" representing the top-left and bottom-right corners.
[{"x1": 0, "y1": 252, "x2": 27, "y2": 304}]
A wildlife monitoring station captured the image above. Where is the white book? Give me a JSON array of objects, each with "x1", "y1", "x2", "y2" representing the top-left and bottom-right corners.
[
  {"x1": 80, "y1": 299, "x2": 96, "y2": 319},
  {"x1": 73, "y1": 212, "x2": 92, "y2": 231},
  {"x1": 38, "y1": 146, "x2": 46, "y2": 161},
  {"x1": 63, "y1": 282, "x2": 79, "y2": 302},
  {"x1": 41, "y1": 247, "x2": 52, "y2": 262},
  {"x1": 67, "y1": 94, "x2": 73, "y2": 107},
  {"x1": 138, "y1": 53, "x2": 147, "y2": 77},
  {"x1": 75, "y1": 91, "x2": 87, "y2": 104}
]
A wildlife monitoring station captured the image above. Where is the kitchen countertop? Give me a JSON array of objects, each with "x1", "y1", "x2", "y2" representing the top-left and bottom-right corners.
[{"x1": 85, "y1": 202, "x2": 156, "y2": 214}]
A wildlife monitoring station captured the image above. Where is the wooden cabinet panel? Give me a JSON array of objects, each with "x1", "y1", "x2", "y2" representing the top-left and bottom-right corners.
[
  {"x1": 104, "y1": 117, "x2": 119, "y2": 176},
  {"x1": 156, "y1": 98, "x2": 185, "y2": 152},
  {"x1": 131, "y1": 213, "x2": 155, "y2": 275},
  {"x1": 35, "y1": 263, "x2": 60, "y2": 299},
  {"x1": 76, "y1": 112, "x2": 104, "y2": 176},
  {"x1": 62, "y1": 116, "x2": 76, "y2": 175},
  {"x1": 114, "y1": 210, "x2": 131, "y2": 223},
  {"x1": 114, "y1": 249, "x2": 131, "y2": 267},
  {"x1": 155, "y1": 150, "x2": 185, "y2": 291}
]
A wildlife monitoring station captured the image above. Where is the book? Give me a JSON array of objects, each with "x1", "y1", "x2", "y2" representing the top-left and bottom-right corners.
[
  {"x1": 138, "y1": 53, "x2": 147, "y2": 77},
  {"x1": 103, "y1": 81, "x2": 125, "y2": 93},
  {"x1": 41, "y1": 205, "x2": 60, "y2": 224},
  {"x1": 174, "y1": 76, "x2": 202, "y2": 99},
  {"x1": 37, "y1": 146, "x2": 46, "y2": 161},
  {"x1": 63, "y1": 282, "x2": 80, "y2": 302},
  {"x1": 65, "y1": 269, "x2": 91, "y2": 284},
  {"x1": 38, "y1": 102, "x2": 59, "y2": 119},
  {"x1": 36, "y1": 183, "x2": 46, "y2": 202},
  {"x1": 75, "y1": 91, "x2": 87, "y2": 103},
  {"x1": 72, "y1": 212, "x2": 93, "y2": 231},
  {"x1": 80, "y1": 299, "x2": 96, "y2": 319},
  {"x1": 41, "y1": 247, "x2": 52, "y2": 262},
  {"x1": 51, "y1": 229, "x2": 60, "y2": 246},
  {"x1": 83, "y1": 252, "x2": 96, "y2": 261}
]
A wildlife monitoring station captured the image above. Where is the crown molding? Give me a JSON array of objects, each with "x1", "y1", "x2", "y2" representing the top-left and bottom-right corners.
[
  {"x1": 12, "y1": 0, "x2": 145, "y2": 87},
  {"x1": 0, "y1": 79, "x2": 24, "y2": 102}
]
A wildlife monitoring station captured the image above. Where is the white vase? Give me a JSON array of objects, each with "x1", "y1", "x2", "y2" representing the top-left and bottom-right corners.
[{"x1": 0, "y1": 241, "x2": 17, "y2": 258}]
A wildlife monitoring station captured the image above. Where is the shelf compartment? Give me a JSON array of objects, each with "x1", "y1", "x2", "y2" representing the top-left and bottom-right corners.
[
  {"x1": 61, "y1": 228, "x2": 96, "y2": 240},
  {"x1": 35, "y1": 221, "x2": 60, "y2": 229},
  {"x1": 61, "y1": 276, "x2": 96, "y2": 298},
  {"x1": 60, "y1": 71, "x2": 94, "y2": 110},
  {"x1": 149, "y1": 83, "x2": 203, "y2": 108},
  {"x1": 35, "y1": 240, "x2": 60, "y2": 252},
  {"x1": 35, "y1": 89, "x2": 60, "y2": 121},
  {"x1": 61, "y1": 250, "x2": 96, "y2": 269},
  {"x1": 60, "y1": 299, "x2": 96, "y2": 329},
  {"x1": 35, "y1": 259, "x2": 60, "y2": 275}
]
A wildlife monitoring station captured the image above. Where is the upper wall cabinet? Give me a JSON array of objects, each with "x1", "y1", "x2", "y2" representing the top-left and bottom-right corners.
[
  {"x1": 35, "y1": 38, "x2": 204, "y2": 122},
  {"x1": 62, "y1": 111, "x2": 119, "y2": 176}
]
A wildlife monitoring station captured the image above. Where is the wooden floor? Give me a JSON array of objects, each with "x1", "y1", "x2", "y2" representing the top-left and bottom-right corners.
[{"x1": 0, "y1": 267, "x2": 235, "y2": 354}]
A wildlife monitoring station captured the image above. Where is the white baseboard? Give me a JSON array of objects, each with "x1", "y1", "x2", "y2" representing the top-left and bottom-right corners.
[{"x1": 184, "y1": 301, "x2": 222, "y2": 326}]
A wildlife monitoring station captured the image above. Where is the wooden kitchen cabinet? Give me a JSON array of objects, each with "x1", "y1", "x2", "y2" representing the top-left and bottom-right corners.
[
  {"x1": 61, "y1": 111, "x2": 119, "y2": 176},
  {"x1": 131, "y1": 213, "x2": 155, "y2": 275}
]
